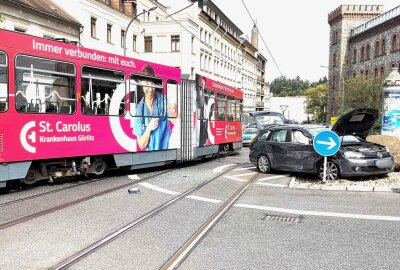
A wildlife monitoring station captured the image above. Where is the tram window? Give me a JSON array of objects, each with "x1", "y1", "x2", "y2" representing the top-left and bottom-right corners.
[
  {"x1": 81, "y1": 66, "x2": 125, "y2": 116},
  {"x1": 15, "y1": 55, "x2": 76, "y2": 114},
  {"x1": 0, "y1": 52, "x2": 7, "y2": 112},
  {"x1": 227, "y1": 96, "x2": 235, "y2": 122},
  {"x1": 167, "y1": 80, "x2": 178, "y2": 119},
  {"x1": 235, "y1": 99, "x2": 243, "y2": 122},
  {"x1": 129, "y1": 73, "x2": 164, "y2": 117},
  {"x1": 204, "y1": 89, "x2": 215, "y2": 120},
  {"x1": 217, "y1": 93, "x2": 226, "y2": 121}
]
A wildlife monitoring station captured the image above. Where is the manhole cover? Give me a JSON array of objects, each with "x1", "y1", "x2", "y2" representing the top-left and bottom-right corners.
[{"x1": 262, "y1": 214, "x2": 302, "y2": 223}]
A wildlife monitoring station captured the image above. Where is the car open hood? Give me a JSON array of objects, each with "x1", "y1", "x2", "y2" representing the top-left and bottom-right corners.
[
  {"x1": 331, "y1": 108, "x2": 378, "y2": 139},
  {"x1": 249, "y1": 111, "x2": 286, "y2": 129}
]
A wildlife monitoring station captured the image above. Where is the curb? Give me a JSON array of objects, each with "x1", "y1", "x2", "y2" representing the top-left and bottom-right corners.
[{"x1": 289, "y1": 175, "x2": 400, "y2": 193}]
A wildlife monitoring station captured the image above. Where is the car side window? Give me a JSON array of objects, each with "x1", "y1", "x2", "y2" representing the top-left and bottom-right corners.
[
  {"x1": 270, "y1": 129, "x2": 288, "y2": 142},
  {"x1": 291, "y1": 130, "x2": 310, "y2": 145},
  {"x1": 258, "y1": 131, "x2": 270, "y2": 141}
]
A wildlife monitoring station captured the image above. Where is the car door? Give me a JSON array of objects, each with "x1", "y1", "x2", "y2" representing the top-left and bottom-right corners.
[
  {"x1": 267, "y1": 129, "x2": 289, "y2": 169},
  {"x1": 285, "y1": 129, "x2": 316, "y2": 171}
]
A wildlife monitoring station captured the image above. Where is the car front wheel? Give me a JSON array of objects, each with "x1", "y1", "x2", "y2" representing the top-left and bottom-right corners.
[
  {"x1": 257, "y1": 154, "x2": 271, "y2": 174},
  {"x1": 318, "y1": 159, "x2": 340, "y2": 180}
]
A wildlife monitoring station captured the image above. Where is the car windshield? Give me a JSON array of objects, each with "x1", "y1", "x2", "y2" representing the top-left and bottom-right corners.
[
  {"x1": 255, "y1": 115, "x2": 285, "y2": 125},
  {"x1": 340, "y1": 135, "x2": 363, "y2": 144},
  {"x1": 243, "y1": 128, "x2": 258, "y2": 134},
  {"x1": 305, "y1": 126, "x2": 330, "y2": 137}
]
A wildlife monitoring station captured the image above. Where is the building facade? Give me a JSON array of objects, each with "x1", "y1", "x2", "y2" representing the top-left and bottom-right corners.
[
  {"x1": 53, "y1": 0, "x2": 265, "y2": 112},
  {"x1": 0, "y1": 0, "x2": 81, "y2": 41},
  {"x1": 328, "y1": 4, "x2": 400, "y2": 116},
  {"x1": 1, "y1": 0, "x2": 267, "y2": 111}
]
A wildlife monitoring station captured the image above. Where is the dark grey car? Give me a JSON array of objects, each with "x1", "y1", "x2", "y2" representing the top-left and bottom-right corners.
[{"x1": 249, "y1": 108, "x2": 394, "y2": 180}]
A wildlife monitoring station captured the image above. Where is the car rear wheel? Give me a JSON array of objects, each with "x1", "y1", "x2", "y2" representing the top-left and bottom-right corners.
[
  {"x1": 318, "y1": 159, "x2": 340, "y2": 180},
  {"x1": 257, "y1": 154, "x2": 271, "y2": 174}
]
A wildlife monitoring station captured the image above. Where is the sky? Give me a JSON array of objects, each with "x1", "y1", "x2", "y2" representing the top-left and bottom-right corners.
[{"x1": 210, "y1": 0, "x2": 399, "y2": 83}]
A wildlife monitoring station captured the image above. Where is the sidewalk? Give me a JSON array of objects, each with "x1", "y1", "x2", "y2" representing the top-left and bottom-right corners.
[{"x1": 292, "y1": 171, "x2": 400, "y2": 192}]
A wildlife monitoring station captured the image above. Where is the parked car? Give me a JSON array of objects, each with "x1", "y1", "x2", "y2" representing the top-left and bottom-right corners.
[
  {"x1": 249, "y1": 111, "x2": 286, "y2": 130},
  {"x1": 249, "y1": 108, "x2": 394, "y2": 180},
  {"x1": 242, "y1": 127, "x2": 259, "y2": 146}
]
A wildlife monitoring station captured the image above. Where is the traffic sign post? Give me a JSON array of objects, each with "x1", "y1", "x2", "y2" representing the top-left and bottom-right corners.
[{"x1": 313, "y1": 130, "x2": 340, "y2": 182}]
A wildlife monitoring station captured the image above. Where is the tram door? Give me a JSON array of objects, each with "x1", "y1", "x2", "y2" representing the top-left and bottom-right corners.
[{"x1": 180, "y1": 80, "x2": 196, "y2": 162}]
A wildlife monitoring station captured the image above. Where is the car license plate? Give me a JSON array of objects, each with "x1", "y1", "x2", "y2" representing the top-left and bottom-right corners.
[{"x1": 375, "y1": 158, "x2": 393, "y2": 169}]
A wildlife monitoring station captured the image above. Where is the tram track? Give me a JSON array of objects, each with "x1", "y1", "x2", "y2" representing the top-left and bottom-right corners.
[
  {"x1": 49, "y1": 161, "x2": 253, "y2": 270},
  {"x1": 0, "y1": 169, "x2": 173, "y2": 231}
]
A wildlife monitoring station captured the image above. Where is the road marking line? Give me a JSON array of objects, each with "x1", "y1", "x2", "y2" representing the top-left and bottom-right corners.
[
  {"x1": 128, "y1": 174, "x2": 140, "y2": 180},
  {"x1": 139, "y1": 182, "x2": 180, "y2": 195},
  {"x1": 289, "y1": 176, "x2": 296, "y2": 188},
  {"x1": 223, "y1": 175, "x2": 247, "y2": 182},
  {"x1": 258, "y1": 175, "x2": 290, "y2": 182},
  {"x1": 234, "y1": 203, "x2": 400, "y2": 222},
  {"x1": 213, "y1": 164, "x2": 236, "y2": 173},
  {"x1": 137, "y1": 182, "x2": 400, "y2": 222},
  {"x1": 232, "y1": 172, "x2": 258, "y2": 177},
  {"x1": 233, "y1": 167, "x2": 256, "y2": 171},
  {"x1": 256, "y1": 183, "x2": 287, "y2": 188},
  {"x1": 186, "y1": 195, "x2": 222, "y2": 204},
  {"x1": 139, "y1": 182, "x2": 221, "y2": 203}
]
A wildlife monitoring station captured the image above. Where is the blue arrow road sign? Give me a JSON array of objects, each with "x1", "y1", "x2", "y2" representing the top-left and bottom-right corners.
[{"x1": 313, "y1": 130, "x2": 340, "y2": 156}]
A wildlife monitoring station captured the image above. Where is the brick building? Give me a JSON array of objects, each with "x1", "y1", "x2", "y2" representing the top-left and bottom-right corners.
[{"x1": 328, "y1": 4, "x2": 400, "y2": 116}]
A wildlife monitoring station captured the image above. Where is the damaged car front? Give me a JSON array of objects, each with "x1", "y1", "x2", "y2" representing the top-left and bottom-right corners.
[{"x1": 332, "y1": 108, "x2": 394, "y2": 178}]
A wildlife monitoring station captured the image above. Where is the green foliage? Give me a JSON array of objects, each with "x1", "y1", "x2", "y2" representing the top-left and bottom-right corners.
[
  {"x1": 270, "y1": 76, "x2": 311, "y2": 97},
  {"x1": 304, "y1": 83, "x2": 328, "y2": 123},
  {"x1": 335, "y1": 77, "x2": 383, "y2": 133},
  {"x1": 0, "y1": 14, "x2": 4, "y2": 22}
]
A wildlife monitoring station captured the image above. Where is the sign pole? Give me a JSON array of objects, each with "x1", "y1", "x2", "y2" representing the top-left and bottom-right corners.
[{"x1": 323, "y1": 156, "x2": 327, "y2": 182}]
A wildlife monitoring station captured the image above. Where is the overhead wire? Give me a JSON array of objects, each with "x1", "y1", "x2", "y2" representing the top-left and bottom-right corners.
[
  {"x1": 241, "y1": 0, "x2": 283, "y2": 77},
  {"x1": 153, "y1": 1, "x2": 246, "y2": 80}
]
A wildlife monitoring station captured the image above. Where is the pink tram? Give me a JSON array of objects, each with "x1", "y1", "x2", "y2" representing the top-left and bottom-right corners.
[{"x1": 0, "y1": 29, "x2": 243, "y2": 189}]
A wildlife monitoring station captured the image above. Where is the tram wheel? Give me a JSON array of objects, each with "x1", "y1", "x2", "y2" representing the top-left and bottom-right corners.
[
  {"x1": 91, "y1": 159, "x2": 107, "y2": 176},
  {"x1": 21, "y1": 168, "x2": 38, "y2": 185}
]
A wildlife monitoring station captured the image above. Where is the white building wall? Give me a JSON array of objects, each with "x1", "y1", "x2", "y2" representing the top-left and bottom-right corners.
[{"x1": 268, "y1": 96, "x2": 310, "y2": 123}]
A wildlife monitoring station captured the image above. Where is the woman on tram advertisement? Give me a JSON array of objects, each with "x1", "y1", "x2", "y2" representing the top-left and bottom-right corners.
[
  {"x1": 196, "y1": 75, "x2": 209, "y2": 147},
  {"x1": 133, "y1": 65, "x2": 170, "y2": 151}
]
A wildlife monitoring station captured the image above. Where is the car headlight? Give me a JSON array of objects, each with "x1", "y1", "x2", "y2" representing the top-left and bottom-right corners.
[
  {"x1": 343, "y1": 151, "x2": 365, "y2": 159},
  {"x1": 251, "y1": 135, "x2": 256, "y2": 140}
]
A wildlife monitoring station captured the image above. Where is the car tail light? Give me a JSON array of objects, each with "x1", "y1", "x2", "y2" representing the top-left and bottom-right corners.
[{"x1": 249, "y1": 143, "x2": 253, "y2": 151}]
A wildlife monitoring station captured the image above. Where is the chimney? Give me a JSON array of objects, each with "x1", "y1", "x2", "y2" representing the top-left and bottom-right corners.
[
  {"x1": 111, "y1": 0, "x2": 120, "y2": 10},
  {"x1": 124, "y1": 1, "x2": 137, "y2": 17},
  {"x1": 251, "y1": 24, "x2": 258, "y2": 49}
]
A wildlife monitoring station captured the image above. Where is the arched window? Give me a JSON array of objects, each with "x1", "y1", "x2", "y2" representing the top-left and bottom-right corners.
[
  {"x1": 361, "y1": 46, "x2": 365, "y2": 61},
  {"x1": 332, "y1": 75, "x2": 336, "y2": 89},
  {"x1": 382, "y1": 38, "x2": 386, "y2": 55},
  {"x1": 365, "y1": 70, "x2": 369, "y2": 79},
  {"x1": 392, "y1": 63, "x2": 396, "y2": 69},
  {"x1": 380, "y1": 66, "x2": 384, "y2": 77},
  {"x1": 332, "y1": 53, "x2": 336, "y2": 67},
  {"x1": 353, "y1": 72, "x2": 356, "y2": 78},
  {"x1": 360, "y1": 70, "x2": 364, "y2": 77},
  {"x1": 352, "y1": 48, "x2": 357, "y2": 63},
  {"x1": 374, "y1": 67, "x2": 378, "y2": 78},
  {"x1": 366, "y1": 44, "x2": 370, "y2": 60},
  {"x1": 375, "y1": 40, "x2": 380, "y2": 56},
  {"x1": 393, "y1": 34, "x2": 398, "y2": 51}
]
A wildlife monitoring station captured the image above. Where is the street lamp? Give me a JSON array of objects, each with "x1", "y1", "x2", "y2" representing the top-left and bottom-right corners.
[
  {"x1": 280, "y1": 104, "x2": 288, "y2": 118},
  {"x1": 123, "y1": 6, "x2": 157, "y2": 56},
  {"x1": 234, "y1": 35, "x2": 245, "y2": 88}
]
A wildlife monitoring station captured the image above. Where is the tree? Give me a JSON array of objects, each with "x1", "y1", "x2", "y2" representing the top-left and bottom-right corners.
[
  {"x1": 304, "y1": 83, "x2": 328, "y2": 123},
  {"x1": 270, "y1": 76, "x2": 310, "y2": 97},
  {"x1": 335, "y1": 77, "x2": 383, "y2": 132}
]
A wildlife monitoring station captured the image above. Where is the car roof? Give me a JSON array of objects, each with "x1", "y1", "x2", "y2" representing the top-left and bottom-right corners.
[{"x1": 260, "y1": 124, "x2": 329, "y2": 131}]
